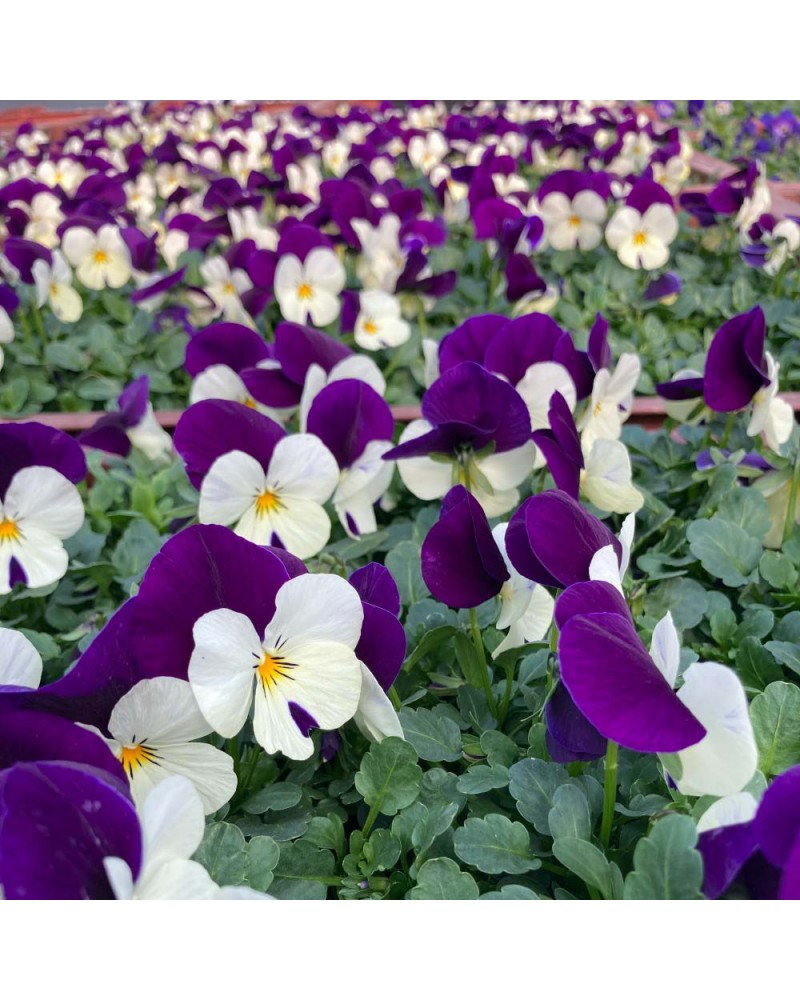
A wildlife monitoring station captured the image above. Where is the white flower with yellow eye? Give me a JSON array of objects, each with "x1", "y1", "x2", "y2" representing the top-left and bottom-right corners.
[
  {"x1": 273, "y1": 247, "x2": 345, "y2": 327},
  {"x1": 62, "y1": 224, "x2": 132, "y2": 290}
]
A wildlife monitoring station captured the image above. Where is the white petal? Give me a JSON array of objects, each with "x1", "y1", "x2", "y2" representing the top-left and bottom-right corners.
[
  {"x1": 582, "y1": 439, "x2": 644, "y2": 514},
  {"x1": 0, "y1": 627, "x2": 43, "y2": 688},
  {"x1": 135, "y1": 858, "x2": 219, "y2": 900},
  {"x1": 307, "y1": 288, "x2": 341, "y2": 327},
  {"x1": 643, "y1": 203, "x2": 678, "y2": 245},
  {"x1": 61, "y1": 226, "x2": 96, "y2": 267},
  {"x1": 140, "y1": 774, "x2": 206, "y2": 870},
  {"x1": 198, "y1": 450, "x2": 266, "y2": 528},
  {"x1": 190, "y1": 365, "x2": 249, "y2": 406},
  {"x1": 673, "y1": 662, "x2": 758, "y2": 797},
  {"x1": 264, "y1": 574, "x2": 364, "y2": 650},
  {"x1": 142, "y1": 742, "x2": 237, "y2": 814},
  {"x1": 298, "y1": 363, "x2": 328, "y2": 431},
  {"x1": 588, "y1": 543, "x2": 623, "y2": 593},
  {"x1": 354, "y1": 663, "x2": 404, "y2": 742},
  {"x1": 103, "y1": 857, "x2": 135, "y2": 900},
  {"x1": 515, "y1": 362, "x2": 577, "y2": 431},
  {"x1": 127, "y1": 406, "x2": 173, "y2": 462},
  {"x1": 617, "y1": 513, "x2": 636, "y2": 578},
  {"x1": 696, "y1": 792, "x2": 759, "y2": 834},
  {"x1": 605, "y1": 207, "x2": 640, "y2": 249},
  {"x1": 266, "y1": 434, "x2": 339, "y2": 502},
  {"x1": 255, "y1": 495, "x2": 331, "y2": 558},
  {"x1": 649, "y1": 611, "x2": 680, "y2": 688},
  {"x1": 328, "y1": 355, "x2": 387, "y2": 397},
  {"x1": 476, "y1": 440, "x2": 537, "y2": 491},
  {"x1": 5, "y1": 466, "x2": 84, "y2": 539},
  {"x1": 3, "y1": 525, "x2": 69, "y2": 591},
  {"x1": 188, "y1": 608, "x2": 260, "y2": 738},
  {"x1": 252, "y1": 681, "x2": 314, "y2": 759},
  {"x1": 304, "y1": 247, "x2": 345, "y2": 295},
  {"x1": 110, "y1": 677, "x2": 212, "y2": 745}
]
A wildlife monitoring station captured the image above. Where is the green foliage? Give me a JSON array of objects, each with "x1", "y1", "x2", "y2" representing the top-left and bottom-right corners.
[{"x1": 623, "y1": 815, "x2": 704, "y2": 900}]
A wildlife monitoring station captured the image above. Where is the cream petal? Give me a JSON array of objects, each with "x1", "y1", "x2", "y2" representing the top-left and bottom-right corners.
[
  {"x1": 649, "y1": 611, "x2": 680, "y2": 688},
  {"x1": 696, "y1": 792, "x2": 759, "y2": 834},
  {"x1": 263, "y1": 573, "x2": 364, "y2": 649},
  {"x1": 198, "y1": 450, "x2": 267, "y2": 528},
  {"x1": 516, "y1": 361, "x2": 577, "y2": 431},
  {"x1": 476, "y1": 440, "x2": 537, "y2": 492},
  {"x1": 110, "y1": 677, "x2": 212, "y2": 745},
  {"x1": 256, "y1": 495, "x2": 331, "y2": 558},
  {"x1": 266, "y1": 434, "x2": 339, "y2": 503},
  {"x1": 304, "y1": 247, "x2": 346, "y2": 295},
  {"x1": 5, "y1": 466, "x2": 84, "y2": 539},
  {"x1": 140, "y1": 774, "x2": 207, "y2": 869},
  {"x1": 188, "y1": 608, "x2": 260, "y2": 738},
  {"x1": 354, "y1": 663, "x2": 404, "y2": 742},
  {"x1": 0, "y1": 627, "x2": 43, "y2": 688},
  {"x1": 672, "y1": 662, "x2": 758, "y2": 797}
]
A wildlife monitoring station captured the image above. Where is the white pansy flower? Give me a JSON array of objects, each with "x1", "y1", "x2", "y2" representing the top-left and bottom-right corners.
[
  {"x1": 189, "y1": 574, "x2": 363, "y2": 759},
  {"x1": 274, "y1": 247, "x2": 345, "y2": 327},
  {"x1": 62, "y1": 224, "x2": 132, "y2": 290},
  {"x1": 747, "y1": 352, "x2": 794, "y2": 453},
  {"x1": 0, "y1": 466, "x2": 84, "y2": 595},
  {"x1": 197, "y1": 435, "x2": 339, "y2": 559},
  {"x1": 605, "y1": 203, "x2": 678, "y2": 270},
  {"x1": 354, "y1": 290, "x2": 411, "y2": 351},
  {"x1": 539, "y1": 190, "x2": 607, "y2": 251},
  {"x1": 491, "y1": 524, "x2": 555, "y2": 657},
  {"x1": 32, "y1": 251, "x2": 83, "y2": 323}
]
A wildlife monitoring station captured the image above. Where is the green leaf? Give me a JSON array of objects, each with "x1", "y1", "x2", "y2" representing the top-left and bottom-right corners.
[
  {"x1": 623, "y1": 814, "x2": 703, "y2": 899},
  {"x1": 552, "y1": 838, "x2": 618, "y2": 899},
  {"x1": 481, "y1": 885, "x2": 541, "y2": 900},
  {"x1": 454, "y1": 814, "x2": 540, "y2": 875},
  {"x1": 242, "y1": 782, "x2": 303, "y2": 814},
  {"x1": 363, "y1": 830, "x2": 402, "y2": 873},
  {"x1": 717, "y1": 488, "x2": 772, "y2": 540},
  {"x1": 269, "y1": 842, "x2": 337, "y2": 900},
  {"x1": 246, "y1": 836, "x2": 280, "y2": 892},
  {"x1": 402, "y1": 624, "x2": 458, "y2": 671},
  {"x1": 508, "y1": 758, "x2": 569, "y2": 836},
  {"x1": 45, "y1": 342, "x2": 86, "y2": 371},
  {"x1": 385, "y1": 541, "x2": 429, "y2": 605},
  {"x1": 645, "y1": 577, "x2": 708, "y2": 629},
  {"x1": 408, "y1": 858, "x2": 479, "y2": 899},
  {"x1": 354, "y1": 737, "x2": 422, "y2": 817},
  {"x1": 750, "y1": 682, "x2": 800, "y2": 775},
  {"x1": 736, "y1": 637, "x2": 782, "y2": 690},
  {"x1": 456, "y1": 764, "x2": 510, "y2": 794},
  {"x1": 765, "y1": 642, "x2": 800, "y2": 678},
  {"x1": 111, "y1": 519, "x2": 163, "y2": 588},
  {"x1": 480, "y1": 730, "x2": 519, "y2": 767},
  {"x1": 193, "y1": 821, "x2": 248, "y2": 886},
  {"x1": 398, "y1": 707, "x2": 463, "y2": 762},
  {"x1": 304, "y1": 815, "x2": 345, "y2": 856},
  {"x1": 547, "y1": 784, "x2": 592, "y2": 842},
  {"x1": 687, "y1": 516, "x2": 762, "y2": 587},
  {"x1": 760, "y1": 551, "x2": 799, "y2": 590}
]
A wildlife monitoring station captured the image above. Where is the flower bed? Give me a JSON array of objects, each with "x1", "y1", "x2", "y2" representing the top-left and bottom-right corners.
[{"x1": 0, "y1": 99, "x2": 798, "y2": 901}]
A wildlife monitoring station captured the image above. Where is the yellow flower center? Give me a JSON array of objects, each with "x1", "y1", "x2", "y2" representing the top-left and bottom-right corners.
[
  {"x1": 118, "y1": 744, "x2": 161, "y2": 778},
  {"x1": 93, "y1": 250, "x2": 110, "y2": 265},
  {"x1": 223, "y1": 282, "x2": 235, "y2": 295},
  {"x1": 0, "y1": 517, "x2": 20, "y2": 543},
  {"x1": 255, "y1": 489, "x2": 283, "y2": 516},
  {"x1": 569, "y1": 215, "x2": 581, "y2": 227},
  {"x1": 243, "y1": 396, "x2": 258, "y2": 409},
  {"x1": 363, "y1": 319, "x2": 379, "y2": 335},
  {"x1": 297, "y1": 282, "x2": 313, "y2": 300},
  {"x1": 632, "y1": 231, "x2": 647, "y2": 247},
  {"x1": 257, "y1": 650, "x2": 295, "y2": 689}
]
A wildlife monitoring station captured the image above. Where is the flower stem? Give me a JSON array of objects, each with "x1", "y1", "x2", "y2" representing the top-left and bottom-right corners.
[
  {"x1": 31, "y1": 305, "x2": 48, "y2": 352},
  {"x1": 469, "y1": 606, "x2": 497, "y2": 716},
  {"x1": 719, "y1": 412, "x2": 736, "y2": 449},
  {"x1": 547, "y1": 618, "x2": 559, "y2": 696},
  {"x1": 600, "y1": 739, "x2": 619, "y2": 850},
  {"x1": 783, "y1": 453, "x2": 800, "y2": 545}
]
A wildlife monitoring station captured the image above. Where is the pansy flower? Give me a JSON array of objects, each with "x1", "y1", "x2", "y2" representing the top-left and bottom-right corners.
[
  {"x1": 175, "y1": 400, "x2": 338, "y2": 559},
  {"x1": 384, "y1": 361, "x2": 536, "y2": 516},
  {"x1": 79, "y1": 375, "x2": 172, "y2": 462},
  {"x1": 0, "y1": 422, "x2": 86, "y2": 595},
  {"x1": 31, "y1": 249, "x2": 83, "y2": 323},
  {"x1": 353, "y1": 289, "x2": 411, "y2": 351},
  {"x1": 605, "y1": 180, "x2": 678, "y2": 270},
  {"x1": 274, "y1": 245, "x2": 345, "y2": 327},
  {"x1": 62, "y1": 224, "x2": 132, "y2": 289}
]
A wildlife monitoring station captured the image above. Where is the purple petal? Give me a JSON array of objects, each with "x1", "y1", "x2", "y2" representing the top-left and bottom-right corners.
[
  {"x1": 554, "y1": 580, "x2": 631, "y2": 630},
  {"x1": 349, "y1": 563, "x2": 401, "y2": 616},
  {"x1": 306, "y1": 380, "x2": 394, "y2": 469},
  {"x1": 544, "y1": 681, "x2": 607, "y2": 761},
  {"x1": 130, "y1": 525, "x2": 292, "y2": 679},
  {"x1": 274, "y1": 322, "x2": 352, "y2": 385},
  {"x1": 356, "y1": 603, "x2": 407, "y2": 691},
  {"x1": 173, "y1": 400, "x2": 285, "y2": 489},
  {"x1": 506, "y1": 491, "x2": 621, "y2": 589},
  {"x1": 288, "y1": 702, "x2": 319, "y2": 739},
  {"x1": 698, "y1": 822, "x2": 759, "y2": 899},
  {"x1": 0, "y1": 423, "x2": 86, "y2": 499},
  {"x1": 78, "y1": 417, "x2": 132, "y2": 457},
  {"x1": 558, "y1": 612, "x2": 707, "y2": 752},
  {"x1": 0, "y1": 761, "x2": 141, "y2": 899},
  {"x1": 704, "y1": 307, "x2": 769, "y2": 412},
  {"x1": 438, "y1": 314, "x2": 507, "y2": 373},
  {"x1": 588, "y1": 313, "x2": 612, "y2": 372},
  {"x1": 754, "y1": 766, "x2": 800, "y2": 868},
  {"x1": 421, "y1": 485, "x2": 509, "y2": 608},
  {"x1": 184, "y1": 322, "x2": 271, "y2": 377},
  {"x1": 117, "y1": 375, "x2": 150, "y2": 426}
]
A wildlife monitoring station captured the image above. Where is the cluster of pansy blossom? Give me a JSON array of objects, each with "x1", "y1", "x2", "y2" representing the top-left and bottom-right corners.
[
  {"x1": 0, "y1": 405, "x2": 408, "y2": 896},
  {"x1": 0, "y1": 98, "x2": 705, "y2": 384}
]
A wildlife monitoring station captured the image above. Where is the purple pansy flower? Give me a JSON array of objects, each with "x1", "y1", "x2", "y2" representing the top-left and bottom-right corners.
[
  {"x1": 555, "y1": 581, "x2": 707, "y2": 753},
  {"x1": 704, "y1": 306, "x2": 770, "y2": 412},
  {"x1": 506, "y1": 490, "x2": 621, "y2": 589},
  {"x1": 421, "y1": 485, "x2": 510, "y2": 608},
  {"x1": 79, "y1": 375, "x2": 172, "y2": 461}
]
